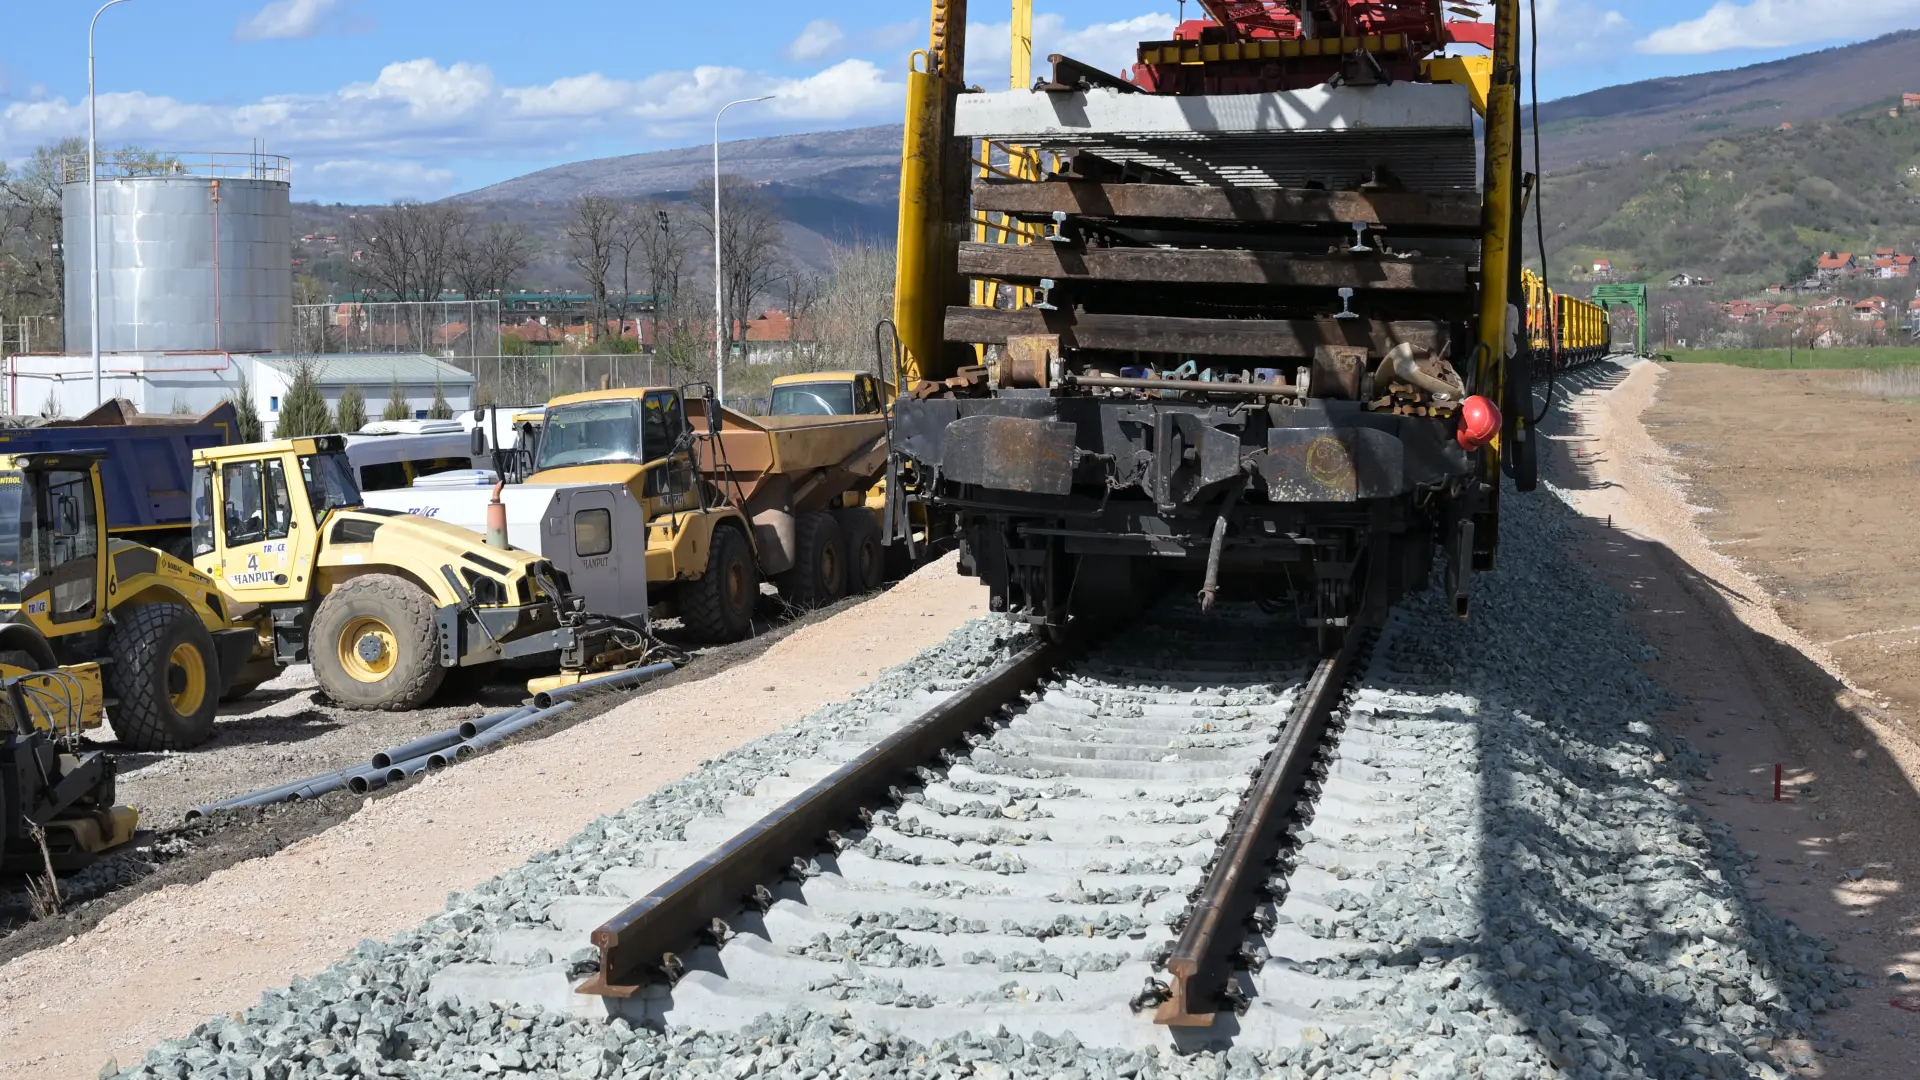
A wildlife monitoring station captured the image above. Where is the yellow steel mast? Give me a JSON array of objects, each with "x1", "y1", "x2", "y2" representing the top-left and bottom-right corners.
[
  {"x1": 892, "y1": 0, "x2": 970, "y2": 387},
  {"x1": 1475, "y1": 0, "x2": 1522, "y2": 476}
]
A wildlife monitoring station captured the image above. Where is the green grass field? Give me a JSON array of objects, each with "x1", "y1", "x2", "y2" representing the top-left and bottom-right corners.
[{"x1": 1663, "y1": 347, "x2": 1920, "y2": 370}]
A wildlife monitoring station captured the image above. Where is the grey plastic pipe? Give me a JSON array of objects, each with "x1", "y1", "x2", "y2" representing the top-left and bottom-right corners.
[
  {"x1": 532, "y1": 663, "x2": 674, "y2": 709},
  {"x1": 186, "y1": 775, "x2": 315, "y2": 818},
  {"x1": 369, "y1": 705, "x2": 534, "y2": 769},
  {"x1": 370, "y1": 729, "x2": 466, "y2": 770},
  {"x1": 187, "y1": 701, "x2": 576, "y2": 816},
  {"x1": 464, "y1": 705, "x2": 535, "y2": 738},
  {"x1": 187, "y1": 762, "x2": 379, "y2": 817},
  {"x1": 457, "y1": 699, "x2": 576, "y2": 755}
]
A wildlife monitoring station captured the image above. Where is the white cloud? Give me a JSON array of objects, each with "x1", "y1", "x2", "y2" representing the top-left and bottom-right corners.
[
  {"x1": 787, "y1": 19, "x2": 847, "y2": 62},
  {"x1": 308, "y1": 159, "x2": 456, "y2": 199},
  {"x1": 236, "y1": 0, "x2": 346, "y2": 42},
  {"x1": 1522, "y1": 0, "x2": 1635, "y2": 68},
  {"x1": 339, "y1": 59, "x2": 497, "y2": 121},
  {"x1": 966, "y1": 13, "x2": 1174, "y2": 87},
  {"x1": 769, "y1": 60, "x2": 900, "y2": 119},
  {"x1": 0, "y1": 56, "x2": 907, "y2": 201},
  {"x1": 1637, "y1": 0, "x2": 1920, "y2": 54}
]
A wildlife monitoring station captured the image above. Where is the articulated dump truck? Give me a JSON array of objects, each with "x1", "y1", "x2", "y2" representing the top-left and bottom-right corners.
[
  {"x1": 888, "y1": 0, "x2": 1535, "y2": 647},
  {"x1": 524, "y1": 387, "x2": 891, "y2": 642}
]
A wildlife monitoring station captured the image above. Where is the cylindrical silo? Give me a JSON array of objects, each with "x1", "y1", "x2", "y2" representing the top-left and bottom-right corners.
[{"x1": 62, "y1": 153, "x2": 292, "y2": 354}]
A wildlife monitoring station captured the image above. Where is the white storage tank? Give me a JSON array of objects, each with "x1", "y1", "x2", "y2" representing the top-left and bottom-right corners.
[{"x1": 61, "y1": 152, "x2": 293, "y2": 354}]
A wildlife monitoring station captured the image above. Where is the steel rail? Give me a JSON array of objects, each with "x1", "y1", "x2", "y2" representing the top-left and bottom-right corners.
[
  {"x1": 1153, "y1": 631, "x2": 1363, "y2": 1026},
  {"x1": 577, "y1": 638, "x2": 1063, "y2": 998}
]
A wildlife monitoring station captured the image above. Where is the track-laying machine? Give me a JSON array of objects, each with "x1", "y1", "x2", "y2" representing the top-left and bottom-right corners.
[{"x1": 887, "y1": 0, "x2": 1538, "y2": 644}]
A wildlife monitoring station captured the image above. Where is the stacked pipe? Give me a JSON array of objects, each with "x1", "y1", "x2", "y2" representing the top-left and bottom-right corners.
[
  {"x1": 185, "y1": 661, "x2": 677, "y2": 819},
  {"x1": 185, "y1": 701, "x2": 571, "y2": 818}
]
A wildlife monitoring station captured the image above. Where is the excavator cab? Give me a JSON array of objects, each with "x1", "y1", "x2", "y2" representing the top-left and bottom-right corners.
[{"x1": 0, "y1": 455, "x2": 112, "y2": 727}]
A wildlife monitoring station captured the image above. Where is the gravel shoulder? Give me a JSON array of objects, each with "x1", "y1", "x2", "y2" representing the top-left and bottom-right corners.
[
  {"x1": 1541, "y1": 360, "x2": 1920, "y2": 1076},
  {"x1": 0, "y1": 554, "x2": 985, "y2": 1080}
]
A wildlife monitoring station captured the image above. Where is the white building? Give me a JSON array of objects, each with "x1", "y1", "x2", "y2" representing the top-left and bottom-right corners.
[{"x1": 5, "y1": 352, "x2": 476, "y2": 438}]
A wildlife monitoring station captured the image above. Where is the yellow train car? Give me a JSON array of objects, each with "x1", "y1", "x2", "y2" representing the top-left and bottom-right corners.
[{"x1": 1523, "y1": 269, "x2": 1611, "y2": 371}]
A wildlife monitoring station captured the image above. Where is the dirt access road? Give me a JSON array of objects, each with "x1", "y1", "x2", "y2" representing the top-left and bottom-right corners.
[
  {"x1": 1543, "y1": 360, "x2": 1920, "y2": 1077},
  {"x1": 0, "y1": 555, "x2": 986, "y2": 1080},
  {"x1": 1643, "y1": 363, "x2": 1920, "y2": 740}
]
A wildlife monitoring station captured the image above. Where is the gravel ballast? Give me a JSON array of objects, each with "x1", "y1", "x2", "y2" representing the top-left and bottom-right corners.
[{"x1": 108, "y1": 482, "x2": 1842, "y2": 1080}]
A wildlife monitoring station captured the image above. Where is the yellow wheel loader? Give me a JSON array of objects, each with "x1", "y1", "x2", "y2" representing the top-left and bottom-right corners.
[{"x1": 191, "y1": 436, "x2": 647, "y2": 711}]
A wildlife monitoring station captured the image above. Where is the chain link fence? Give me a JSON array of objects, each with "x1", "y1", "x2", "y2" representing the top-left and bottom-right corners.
[
  {"x1": 446, "y1": 355, "x2": 665, "y2": 407},
  {"x1": 2, "y1": 316, "x2": 63, "y2": 357},
  {"x1": 293, "y1": 300, "x2": 502, "y2": 358}
]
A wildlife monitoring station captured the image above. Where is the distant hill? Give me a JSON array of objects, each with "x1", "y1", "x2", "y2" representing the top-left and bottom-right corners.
[
  {"x1": 457, "y1": 126, "x2": 902, "y2": 206},
  {"x1": 1532, "y1": 102, "x2": 1920, "y2": 296},
  {"x1": 1524, "y1": 30, "x2": 1920, "y2": 169},
  {"x1": 292, "y1": 32, "x2": 1920, "y2": 294}
]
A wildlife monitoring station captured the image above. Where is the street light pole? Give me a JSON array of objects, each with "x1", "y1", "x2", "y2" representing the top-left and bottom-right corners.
[
  {"x1": 89, "y1": 0, "x2": 137, "y2": 409},
  {"x1": 712, "y1": 94, "x2": 773, "y2": 410}
]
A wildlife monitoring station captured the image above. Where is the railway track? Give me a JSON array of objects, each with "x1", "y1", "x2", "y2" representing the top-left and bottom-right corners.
[{"x1": 432, "y1": 605, "x2": 1423, "y2": 1049}]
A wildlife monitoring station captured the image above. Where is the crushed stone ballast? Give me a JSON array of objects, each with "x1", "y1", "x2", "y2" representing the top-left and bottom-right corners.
[{"x1": 432, "y1": 604, "x2": 1348, "y2": 1049}]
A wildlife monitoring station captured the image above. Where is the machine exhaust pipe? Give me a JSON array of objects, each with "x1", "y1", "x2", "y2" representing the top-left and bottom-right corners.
[{"x1": 485, "y1": 481, "x2": 510, "y2": 549}]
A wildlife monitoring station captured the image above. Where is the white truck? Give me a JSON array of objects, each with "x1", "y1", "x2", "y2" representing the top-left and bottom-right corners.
[{"x1": 357, "y1": 478, "x2": 649, "y2": 624}]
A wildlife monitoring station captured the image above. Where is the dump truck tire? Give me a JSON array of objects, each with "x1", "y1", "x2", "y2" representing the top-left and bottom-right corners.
[
  {"x1": 311, "y1": 575, "x2": 446, "y2": 711},
  {"x1": 108, "y1": 601, "x2": 221, "y2": 751},
  {"x1": 836, "y1": 507, "x2": 884, "y2": 594},
  {"x1": 777, "y1": 511, "x2": 846, "y2": 609},
  {"x1": 680, "y1": 525, "x2": 757, "y2": 642}
]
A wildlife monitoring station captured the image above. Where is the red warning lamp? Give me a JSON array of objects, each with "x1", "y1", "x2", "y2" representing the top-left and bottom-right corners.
[{"x1": 1456, "y1": 395, "x2": 1501, "y2": 451}]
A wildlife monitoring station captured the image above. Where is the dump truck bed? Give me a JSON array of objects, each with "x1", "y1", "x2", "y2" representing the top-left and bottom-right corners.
[
  {"x1": 685, "y1": 400, "x2": 888, "y2": 490},
  {"x1": 0, "y1": 399, "x2": 236, "y2": 542}
]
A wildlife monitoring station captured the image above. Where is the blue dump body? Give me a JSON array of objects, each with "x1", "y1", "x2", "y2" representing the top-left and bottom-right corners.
[{"x1": 0, "y1": 400, "x2": 237, "y2": 542}]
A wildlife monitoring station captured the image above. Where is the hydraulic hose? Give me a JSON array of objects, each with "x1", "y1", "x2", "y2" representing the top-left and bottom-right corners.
[{"x1": 1375, "y1": 343, "x2": 1463, "y2": 402}]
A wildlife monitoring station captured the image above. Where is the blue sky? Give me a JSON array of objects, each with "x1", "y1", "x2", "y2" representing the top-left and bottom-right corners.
[{"x1": 2, "y1": 0, "x2": 1914, "y2": 203}]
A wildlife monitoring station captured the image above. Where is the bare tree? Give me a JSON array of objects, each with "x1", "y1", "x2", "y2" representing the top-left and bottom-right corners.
[
  {"x1": 449, "y1": 219, "x2": 535, "y2": 300},
  {"x1": 0, "y1": 138, "x2": 83, "y2": 332},
  {"x1": 354, "y1": 201, "x2": 466, "y2": 301},
  {"x1": 782, "y1": 266, "x2": 825, "y2": 366},
  {"x1": 692, "y1": 175, "x2": 788, "y2": 365},
  {"x1": 565, "y1": 195, "x2": 622, "y2": 345},
  {"x1": 808, "y1": 241, "x2": 897, "y2": 378},
  {"x1": 352, "y1": 201, "x2": 469, "y2": 351},
  {"x1": 634, "y1": 202, "x2": 714, "y2": 383}
]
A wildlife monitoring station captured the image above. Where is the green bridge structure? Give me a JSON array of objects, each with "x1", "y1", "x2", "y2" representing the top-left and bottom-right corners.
[{"x1": 1590, "y1": 283, "x2": 1649, "y2": 355}]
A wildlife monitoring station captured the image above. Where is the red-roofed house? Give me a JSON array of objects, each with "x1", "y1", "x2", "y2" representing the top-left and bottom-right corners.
[{"x1": 1816, "y1": 252, "x2": 1855, "y2": 277}]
